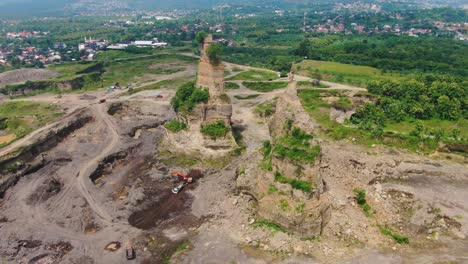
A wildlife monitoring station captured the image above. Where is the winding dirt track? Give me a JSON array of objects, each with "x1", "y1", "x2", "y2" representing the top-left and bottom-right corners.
[{"x1": 76, "y1": 104, "x2": 119, "y2": 222}]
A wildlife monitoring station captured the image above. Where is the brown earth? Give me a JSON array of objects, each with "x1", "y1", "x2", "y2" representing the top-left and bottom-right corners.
[
  {"x1": 0, "y1": 68, "x2": 58, "y2": 88},
  {"x1": 0, "y1": 58, "x2": 466, "y2": 264}
]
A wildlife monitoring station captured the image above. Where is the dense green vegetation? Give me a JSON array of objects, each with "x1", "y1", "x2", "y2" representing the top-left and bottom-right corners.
[
  {"x1": 365, "y1": 76, "x2": 466, "y2": 121},
  {"x1": 297, "y1": 89, "x2": 466, "y2": 154},
  {"x1": 243, "y1": 81, "x2": 288, "y2": 92},
  {"x1": 273, "y1": 126, "x2": 321, "y2": 164},
  {"x1": 206, "y1": 43, "x2": 224, "y2": 65},
  {"x1": 200, "y1": 120, "x2": 229, "y2": 139},
  {"x1": 171, "y1": 82, "x2": 209, "y2": 114},
  {"x1": 294, "y1": 36, "x2": 468, "y2": 76},
  {"x1": 351, "y1": 75, "x2": 466, "y2": 138},
  {"x1": 164, "y1": 120, "x2": 187, "y2": 133}
]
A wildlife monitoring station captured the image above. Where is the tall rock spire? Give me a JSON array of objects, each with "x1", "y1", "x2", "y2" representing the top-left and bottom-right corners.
[{"x1": 196, "y1": 34, "x2": 225, "y2": 98}]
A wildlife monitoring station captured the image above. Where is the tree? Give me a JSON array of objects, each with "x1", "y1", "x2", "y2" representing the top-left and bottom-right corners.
[
  {"x1": 294, "y1": 39, "x2": 311, "y2": 57},
  {"x1": 351, "y1": 103, "x2": 386, "y2": 137},
  {"x1": 409, "y1": 121, "x2": 424, "y2": 139},
  {"x1": 195, "y1": 31, "x2": 208, "y2": 44},
  {"x1": 206, "y1": 43, "x2": 223, "y2": 66},
  {"x1": 451, "y1": 128, "x2": 461, "y2": 140},
  {"x1": 436, "y1": 95, "x2": 461, "y2": 120}
]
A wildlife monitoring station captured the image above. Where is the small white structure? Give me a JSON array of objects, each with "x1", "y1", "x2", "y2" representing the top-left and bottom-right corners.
[{"x1": 107, "y1": 44, "x2": 128, "y2": 50}]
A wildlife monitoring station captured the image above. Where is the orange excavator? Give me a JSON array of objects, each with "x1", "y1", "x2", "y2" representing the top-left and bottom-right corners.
[{"x1": 171, "y1": 170, "x2": 193, "y2": 194}]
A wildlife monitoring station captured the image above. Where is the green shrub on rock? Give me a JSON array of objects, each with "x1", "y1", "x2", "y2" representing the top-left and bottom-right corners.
[
  {"x1": 201, "y1": 120, "x2": 229, "y2": 139},
  {"x1": 165, "y1": 120, "x2": 187, "y2": 132}
]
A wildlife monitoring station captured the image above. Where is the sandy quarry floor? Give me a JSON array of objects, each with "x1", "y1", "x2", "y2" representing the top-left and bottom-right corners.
[{"x1": 0, "y1": 61, "x2": 467, "y2": 264}]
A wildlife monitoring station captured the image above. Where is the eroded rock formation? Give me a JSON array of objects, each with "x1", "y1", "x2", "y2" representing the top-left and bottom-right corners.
[
  {"x1": 196, "y1": 34, "x2": 225, "y2": 98},
  {"x1": 164, "y1": 35, "x2": 237, "y2": 157},
  {"x1": 238, "y1": 82, "x2": 331, "y2": 237}
]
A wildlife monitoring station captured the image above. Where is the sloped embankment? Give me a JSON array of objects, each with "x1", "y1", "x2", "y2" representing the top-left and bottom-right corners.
[
  {"x1": 0, "y1": 108, "x2": 93, "y2": 197},
  {"x1": 0, "y1": 68, "x2": 59, "y2": 88}
]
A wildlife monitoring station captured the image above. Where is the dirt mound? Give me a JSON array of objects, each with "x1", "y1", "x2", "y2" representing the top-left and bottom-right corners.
[
  {"x1": 0, "y1": 68, "x2": 58, "y2": 88},
  {"x1": 128, "y1": 190, "x2": 194, "y2": 230},
  {"x1": 128, "y1": 169, "x2": 205, "y2": 230}
]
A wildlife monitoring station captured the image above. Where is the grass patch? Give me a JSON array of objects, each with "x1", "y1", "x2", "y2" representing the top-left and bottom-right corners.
[
  {"x1": 243, "y1": 81, "x2": 288, "y2": 92},
  {"x1": 353, "y1": 188, "x2": 373, "y2": 217},
  {"x1": 267, "y1": 184, "x2": 278, "y2": 194},
  {"x1": 297, "y1": 81, "x2": 330, "y2": 88},
  {"x1": 225, "y1": 82, "x2": 240, "y2": 90},
  {"x1": 149, "y1": 67, "x2": 185, "y2": 75},
  {"x1": 379, "y1": 226, "x2": 409, "y2": 244},
  {"x1": 232, "y1": 125, "x2": 246, "y2": 156},
  {"x1": 294, "y1": 59, "x2": 401, "y2": 87},
  {"x1": 295, "y1": 203, "x2": 305, "y2": 214},
  {"x1": 201, "y1": 120, "x2": 229, "y2": 139},
  {"x1": 0, "y1": 101, "x2": 63, "y2": 147},
  {"x1": 159, "y1": 150, "x2": 199, "y2": 167},
  {"x1": 128, "y1": 78, "x2": 187, "y2": 95},
  {"x1": 175, "y1": 241, "x2": 191, "y2": 253},
  {"x1": 279, "y1": 199, "x2": 291, "y2": 211},
  {"x1": 253, "y1": 220, "x2": 283, "y2": 232},
  {"x1": 234, "y1": 94, "x2": 260, "y2": 100},
  {"x1": 164, "y1": 120, "x2": 187, "y2": 133},
  {"x1": 300, "y1": 236, "x2": 321, "y2": 242},
  {"x1": 332, "y1": 97, "x2": 354, "y2": 111},
  {"x1": 274, "y1": 171, "x2": 312, "y2": 193},
  {"x1": 273, "y1": 127, "x2": 321, "y2": 164},
  {"x1": 259, "y1": 140, "x2": 273, "y2": 171},
  {"x1": 385, "y1": 119, "x2": 468, "y2": 139},
  {"x1": 227, "y1": 69, "x2": 278, "y2": 81},
  {"x1": 255, "y1": 99, "x2": 277, "y2": 118}
]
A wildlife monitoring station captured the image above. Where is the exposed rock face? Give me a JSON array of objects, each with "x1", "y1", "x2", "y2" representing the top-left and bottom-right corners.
[
  {"x1": 196, "y1": 34, "x2": 225, "y2": 98},
  {"x1": 238, "y1": 82, "x2": 331, "y2": 237},
  {"x1": 0, "y1": 108, "x2": 93, "y2": 197},
  {"x1": 164, "y1": 34, "x2": 236, "y2": 157}
]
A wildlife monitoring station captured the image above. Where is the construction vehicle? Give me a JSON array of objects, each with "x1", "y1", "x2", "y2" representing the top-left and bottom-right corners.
[
  {"x1": 171, "y1": 170, "x2": 193, "y2": 194},
  {"x1": 126, "y1": 246, "x2": 136, "y2": 260}
]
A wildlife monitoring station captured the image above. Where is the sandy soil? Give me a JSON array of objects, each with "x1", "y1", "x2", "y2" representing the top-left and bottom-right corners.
[
  {"x1": 0, "y1": 60, "x2": 466, "y2": 264},
  {"x1": 0, "y1": 68, "x2": 59, "y2": 88}
]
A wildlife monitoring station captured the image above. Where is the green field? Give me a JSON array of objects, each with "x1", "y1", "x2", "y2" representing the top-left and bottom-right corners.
[
  {"x1": 294, "y1": 60, "x2": 405, "y2": 87},
  {"x1": 297, "y1": 89, "x2": 465, "y2": 153},
  {"x1": 225, "y1": 82, "x2": 240, "y2": 90},
  {"x1": 227, "y1": 69, "x2": 279, "y2": 81},
  {"x1": 243, "y1": 81, "x2": 288, "y2": 92},
  {"x1": 6, "y1": 53, "x2": 196, "y2": 96},
  {"x1": 386, "y1": 119, "x2": 468, "y2": 139},
  {"x1": 0, "y1": 101, "x2": 63, "y2": 147},
  {"x1": 128, "y1": 78, "x2": 187, "y2": 95}
]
